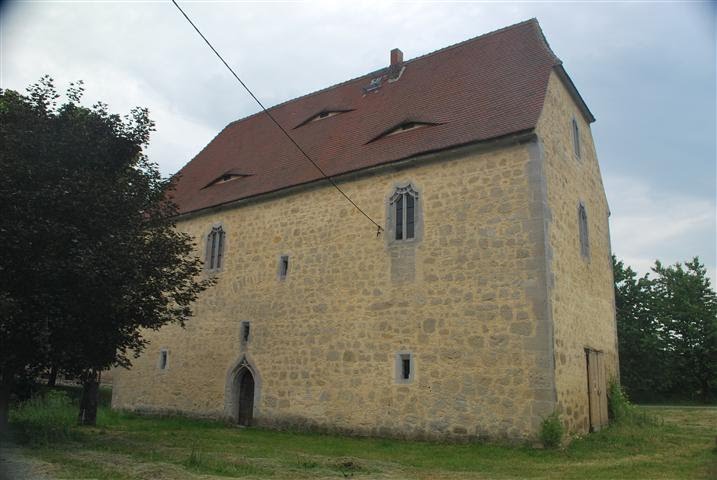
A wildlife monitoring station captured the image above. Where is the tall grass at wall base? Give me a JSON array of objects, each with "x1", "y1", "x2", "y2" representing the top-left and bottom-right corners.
[{"x1": 9, "y1": 390, "x2": 82, "y2": 445}]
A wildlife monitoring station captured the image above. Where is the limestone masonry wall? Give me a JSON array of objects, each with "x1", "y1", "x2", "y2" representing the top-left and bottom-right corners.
[
  {"x1": 113, "y1": 140, "x2": 557, "y2": 441},
  {"x1": 537, "y1": 71, "x2": 619, "y2": 434}
]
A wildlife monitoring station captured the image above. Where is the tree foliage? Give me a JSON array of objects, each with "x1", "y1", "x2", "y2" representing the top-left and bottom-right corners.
[
  {"x1": 0, "y1": 77, "x2": 212, "y2": 425},
  {"x1": 614, "y1": 256, "x2": 717, "y2": 403},
  {"x1": 613, "y1": 257, "x2": 664, "y2": 398}
]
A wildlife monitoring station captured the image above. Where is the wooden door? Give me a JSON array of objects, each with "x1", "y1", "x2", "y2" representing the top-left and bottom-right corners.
[
  {"x1": 237, "y1": 370, "x2": 255, "y2": 426},
  {"x1": 586, "y1": 349, "x2": 608, "y2": 431},
  {"x1": 596, "y1": 352, "x2": 609, "y2": 426}
]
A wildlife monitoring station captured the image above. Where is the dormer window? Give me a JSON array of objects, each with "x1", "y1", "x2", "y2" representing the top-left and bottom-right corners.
[
  {"x1": 203, "y1": 170, "x2": 249, "y2": 189},
  {"x1": 316, "y1": 111, "x2": 338, "y2": 120},
  {"x1": 368, "y1": 121, "x2": 438, "y2": 144},
  {"x1": 294, "y1": 109, "x2": 353, "y2": 129},
  {"x1": 386, "y1": 122, "x2": 429, "y2": 136},
  {"x1": 218, "y1": 174, "x2": 238, "y2": 183}
]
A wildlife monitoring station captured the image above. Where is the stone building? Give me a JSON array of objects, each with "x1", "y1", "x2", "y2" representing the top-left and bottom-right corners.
[{"x1": 113, "y1": 19, "x2": 618, "y2": 441}]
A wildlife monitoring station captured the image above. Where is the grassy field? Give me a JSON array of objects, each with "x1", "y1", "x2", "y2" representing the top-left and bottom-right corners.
[{"x1": 5, "y1": 391, "x2": 717, "y2": 479}]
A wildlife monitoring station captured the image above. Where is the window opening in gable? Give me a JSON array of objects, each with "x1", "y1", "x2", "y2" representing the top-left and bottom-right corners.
[
  {"x1": 390, "y1": 185, "x2": 419, "y2": 241},
  {"x1": 578, "y1": 203, "x2": 590, "y2": 259},
  {"x1": 278, "y1": 255, "x2": 289, "y2": 280},
  {"x1": 572, "y1": 118, "x2": 581, "y2": 159},
  {"x1": 206, "y1": 226, "x2": 225, "y2": 271}
]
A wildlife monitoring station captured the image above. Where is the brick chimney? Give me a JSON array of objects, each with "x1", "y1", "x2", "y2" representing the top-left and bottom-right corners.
[
  {"x1": 390, "y1": 48, "x2": 403, "y2": 67},
  {"x1": 389, "y1": 48, "x2": 404, "y2": 81}
]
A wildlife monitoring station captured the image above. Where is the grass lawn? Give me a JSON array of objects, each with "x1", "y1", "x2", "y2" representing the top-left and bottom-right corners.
[{"x1": 5, "y1": 391, "x2": 717, "y2": 479}]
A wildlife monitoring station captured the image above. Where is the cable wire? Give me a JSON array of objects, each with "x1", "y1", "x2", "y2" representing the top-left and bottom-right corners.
[{"x1": 170, "y1": 0, "x2": 384, "y2": 235}]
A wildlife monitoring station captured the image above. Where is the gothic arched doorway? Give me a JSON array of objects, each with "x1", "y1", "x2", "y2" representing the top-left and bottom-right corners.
[{"x1": 237, "y1": 368, "x2": 255, "y2": 426}]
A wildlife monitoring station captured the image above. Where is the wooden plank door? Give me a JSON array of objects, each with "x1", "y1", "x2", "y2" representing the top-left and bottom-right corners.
[
  {"x1": 586, "y1": 348, "x2": 608, "y2": 431},
  {"x1": 596, "y1": 351, "x2": 609, "y2": 427}
]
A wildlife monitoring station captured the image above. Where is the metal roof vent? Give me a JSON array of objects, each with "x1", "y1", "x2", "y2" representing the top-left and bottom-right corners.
[{"x1": 363, "y1": 77, "x2": 382, "y2": 94}]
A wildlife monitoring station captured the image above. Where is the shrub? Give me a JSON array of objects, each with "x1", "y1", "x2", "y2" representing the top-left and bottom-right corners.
[
  {"x1": 10, "y1": 390, "x2": 78, "y2": 444},
  {"x1": 539, "y1": 411, "x2": 563, "y2": 448},
  {"x1": 608, "y1": 381, "x2": 659, "y2": 426},
  {"x1": 608, "y1": 381, "x2": 632, "y2": 422}
]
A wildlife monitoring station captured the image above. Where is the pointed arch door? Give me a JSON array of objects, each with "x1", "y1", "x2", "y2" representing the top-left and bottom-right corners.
[{"x1": 237, "y1": 368, "x2": 255, "y2": 426}]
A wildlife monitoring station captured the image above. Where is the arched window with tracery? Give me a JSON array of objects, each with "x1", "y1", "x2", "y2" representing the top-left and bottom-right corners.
[
  {"x1": 206, "y1": 225, "x2": 225, "y2": 271},
  {"x1": 390, "y1": 185, "x2": 419, "y2": 241}
]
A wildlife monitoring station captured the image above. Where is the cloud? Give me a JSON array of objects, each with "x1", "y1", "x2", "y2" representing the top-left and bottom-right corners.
[{"x1": 606, "y1": 174, "x2": 716, "y2": 284}]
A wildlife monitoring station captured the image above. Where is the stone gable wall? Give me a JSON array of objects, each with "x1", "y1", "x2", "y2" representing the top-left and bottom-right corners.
[
  {"x1": 113, "y1": 140, "x2": 557, "y2": 441},
  {"x1": 536, "y1": 71, "x2": 619, "y2": 434}
]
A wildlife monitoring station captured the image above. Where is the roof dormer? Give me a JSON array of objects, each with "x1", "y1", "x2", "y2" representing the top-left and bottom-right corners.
[
  {"x1": 366, "y1": 120, "x2": 439, "y2": 144},
  {"x1": 294, "y1": 109, "x2": 353, "y2": 129},
  {"x1": 202, "y1": 170, "x2": 250, "y2": 189}
]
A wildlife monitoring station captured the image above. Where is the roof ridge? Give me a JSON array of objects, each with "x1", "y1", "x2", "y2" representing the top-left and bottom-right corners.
[
  {"x1": 402, "y1": 18, "x2": 542, "y2": 67},
  {"x1": 205, "y1": 18, "x2": 543, "y2": 139},
  {"x1": 257, "y1": 18, "x2": 542, "y2": 116}
]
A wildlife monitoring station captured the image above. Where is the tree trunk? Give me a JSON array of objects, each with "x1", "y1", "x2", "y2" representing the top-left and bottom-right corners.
[
  {"x1": 47, "y1": 365, "x2": 58, "y2": 387},
  {"x1": 78, "y1": 371, "x2": 99, "y2": 426},
  {"x1": 0, "y1": 380, "x2": 10, "y2": 432}
]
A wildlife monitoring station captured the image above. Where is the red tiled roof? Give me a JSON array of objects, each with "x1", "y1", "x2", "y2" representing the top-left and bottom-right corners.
[{"x1": 171, "y1": 19, "x2": 571, "y2": 215}]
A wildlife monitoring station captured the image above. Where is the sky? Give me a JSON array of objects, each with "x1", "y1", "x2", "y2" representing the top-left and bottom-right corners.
[{"x1": 1, "y1": 1, "x2": 715, "y2": 283}]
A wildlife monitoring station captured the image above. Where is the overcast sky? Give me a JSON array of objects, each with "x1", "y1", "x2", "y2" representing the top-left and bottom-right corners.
[{"x1": 1, "y1": 1, "x2": 715, "y2": 283}]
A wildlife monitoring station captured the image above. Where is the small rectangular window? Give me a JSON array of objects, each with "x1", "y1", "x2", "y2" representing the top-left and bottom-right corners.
[
  {"x1": 241, "y1": 321, "x2": 251, "y2": 344},
  {"x1": 396, "y1": 352, "x2": 413, "y2": 383},
  {"x1": 402, "y1": 357, "x2": 411, "y2": 379},
  {"x1": 159, "y1": 350, "x2": 168, "y2": 370},
  {"x1": 278, "y1": 255, "x2": 289, "y2": 280}
]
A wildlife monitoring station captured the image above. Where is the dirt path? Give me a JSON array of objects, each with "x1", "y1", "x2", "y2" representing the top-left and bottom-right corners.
[{"x1": 0, "y1": 442, "x2": 55, "y2": 480}]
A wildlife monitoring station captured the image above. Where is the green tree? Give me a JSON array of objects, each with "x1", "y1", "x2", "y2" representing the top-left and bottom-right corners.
[
  {"x1": 612, "y1": 256, "x2": 665, "y2": 401},
  {"x1": 652, "y1": 258, "x2": 717, "y2": 402},
  {"x1": 0, "y1": 77, "x2": 212, "y2": 426}
]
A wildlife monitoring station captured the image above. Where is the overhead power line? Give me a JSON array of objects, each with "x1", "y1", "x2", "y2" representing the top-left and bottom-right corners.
[{"x1": 170, "y1": 0, "x2": 384, "y2": 236}]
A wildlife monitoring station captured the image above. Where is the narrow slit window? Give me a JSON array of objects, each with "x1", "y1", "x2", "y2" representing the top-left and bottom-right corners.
[
  {"x1": 578, "y1": 203, "x2": 590, "y2": 258},
  {"x1": 278, "y1": 255, "x2": 289, "y2": 280},
  {"x1": 572, "y1": 118, "x2": 581, "y2": 159},
  {"x1": 241, "y1": 321, "x2": 251, "y2": 344},
  {"x1": 396, "y1": 352, "x2": 413, "y2": 383},
  {"x1": 159, "y1": 350, "x2": 168, "y2": 370},
  {"x1": 402, "y1": 357, "x2": 411, "y2": 380}
]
